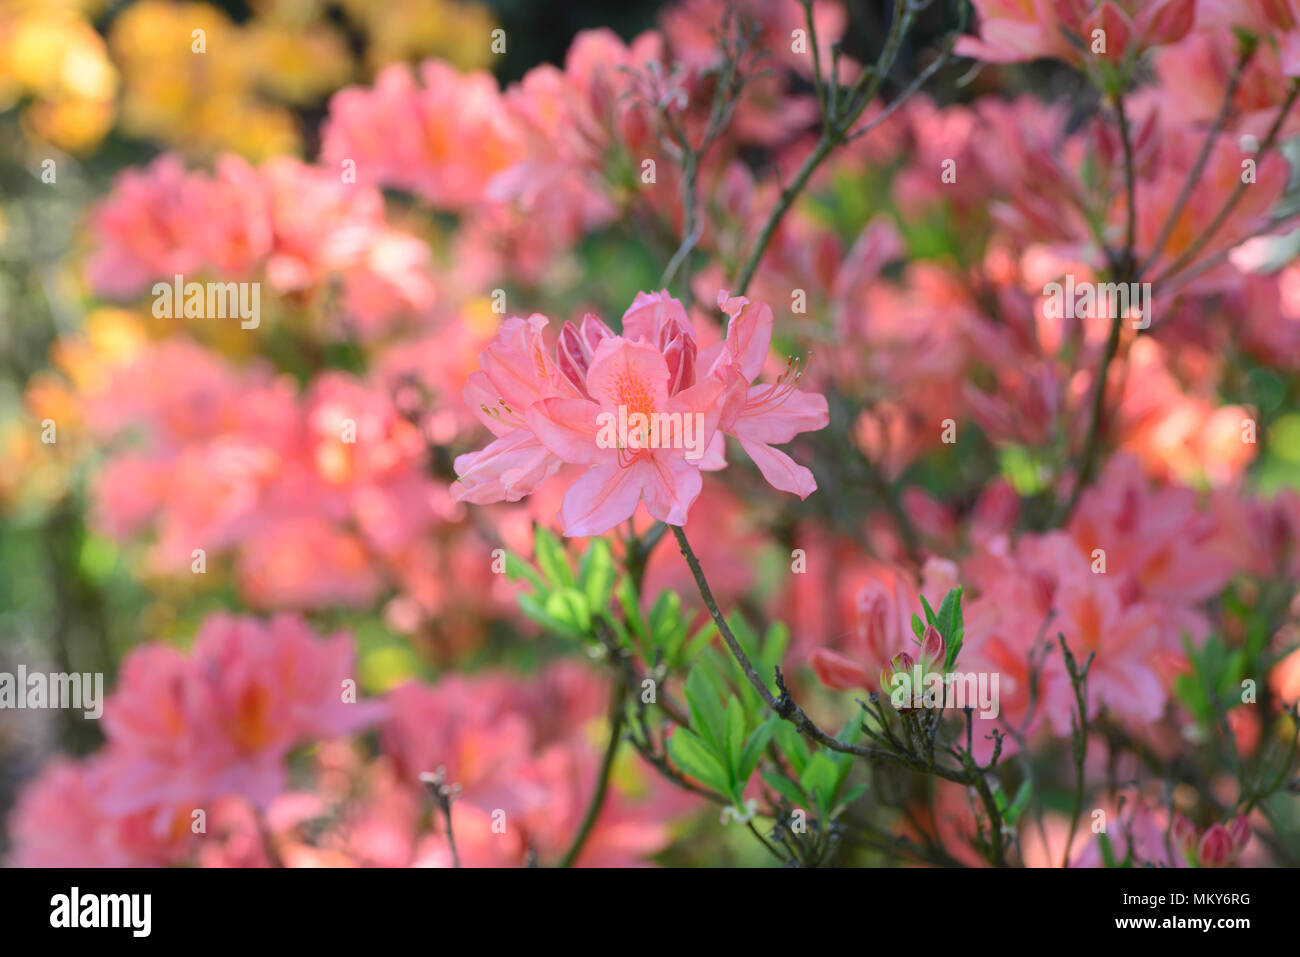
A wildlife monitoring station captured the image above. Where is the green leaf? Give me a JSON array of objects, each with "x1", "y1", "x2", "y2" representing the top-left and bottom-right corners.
[
  {"x1": 772, "y1": 720, "x2": 812, "y2": 776},
  {"x1": 727, "y1": 613, "x2": 762, "y2": 660},
  {"x1": 504, "y1": 551, "x2": 545, "y2": 590},
  {"x1": 919, "y1": 594, "x2": 938, "y2": 627},
  {"x1": 695, "y1": 648, "x2": 735, "y2": 705},
  {"x1": 578, "y1": 538, "x2": 615, "y2": 612},
  {"x1": 685, "y1": 667, "x2": 727, "y2": 759},
  {"x1": 616, "y1": 577, "x2": 647, "y2": 641},
  {"x1": 937, "y1": 586, "x2": 964, "y2": 671},
  {"x1": 760, "y1": 622, "x2": 791, "y2": 670},
  {"x1": 722, "y1": 613, "x2": 776, "y2": 713},
  {"x1": 667, "y1": 728, "x2": 731, "y2": 796},
  {"x1": 1098, "y1": 831, "x2": 1117, "y2": 869},
  {"x1": 800, "y1": 752, "x2": 839, "y2": 815},
  {"x1": 679, "y1": 620, "x2": 717, "y2": 666},
  {"x1": 533, "y1": 525, "x2": 574, "y2": 589},
  {"x1": 544, "y1": 588, "x2": 591, "y2": 635},
  {"x1": 761, "y1": 770, "x2": 807, "y2": 808},
  {"x1": 724, "y1": 696, "x2": 746, "y2": 784},
  {"x1": 831, "y1": 720, "x2": 862, "y2": 794},
  {"x1": 936, "y1": 587, "x2": 961, "y2": 640},
  {"x1": 648, "y1": 590, "x2": 683, "y2": 653},
  {"x1": 1004, "y1": 778, "x2": 1033, "y2": 826},
  {"x1": 605, "y1": 612, "x2": 632, "y2": 648},
  {"x1": 837, "y1": 783, "x2": 868, "y2": 810},
  {"x1": 739, "y1": 717, "x2": 775, "y2": 786},
  {"x1": 517, "y1": 592, "x2": 580, "y2": 637},
  {"x1": 911, "y1": 613, "x2": 925, "y2": 640}
]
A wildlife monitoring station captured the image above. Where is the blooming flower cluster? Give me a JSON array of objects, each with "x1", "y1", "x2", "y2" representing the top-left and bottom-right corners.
[
  {"x1": 452, "y1": 290, "x2": 828, "y2": 534},
  {"x1": 10, "y1": 614, "x2": 375, "y2": 866},
  {"x1": 87, "y1": 155, "x2": 437, "y2": 339},
  {"x1": 10, "y1": 615, "x2": 675, "y2": 867}
]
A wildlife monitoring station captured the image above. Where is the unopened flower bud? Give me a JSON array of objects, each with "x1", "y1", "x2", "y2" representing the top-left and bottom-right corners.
[
  {"x1": 1226, "y1": 815, "x2": 1250, "y2": 856},
  {"x1": 1197, "y1": 823, "x2": 1234, "y2": 868},
  {"x1": 879, "y1": 651, "x2": 916, "y2": 704},
  {"x1": 920, "y1": 623, "x2": 945, "y2": 669},
  {"x1": 1172, "y1": 813, "x2": 1198, "y2": 862}
]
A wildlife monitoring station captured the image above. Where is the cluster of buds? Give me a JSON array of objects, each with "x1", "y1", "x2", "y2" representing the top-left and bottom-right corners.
[
  {"x1": 878, "y1": 624, "x2": 946, "y2": 713},
  {"x1": 1172, "y1": 814, "x2": 1251, "y2": 867}
]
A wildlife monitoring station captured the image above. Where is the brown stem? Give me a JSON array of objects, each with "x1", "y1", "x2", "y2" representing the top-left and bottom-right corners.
[
  {"x1": 1054, "y1": 91, "x2": 1138, "y2": 525},
  {"x1": 559, "y1": 675, "x2": 627, "y2": 867},
  {"x1": 732, "y1": 0, "x2": 965, "y2": 295},
  {"x1": 670, "y1": 524, "x2": 971, "y2": 785},
  {"x1": 1152, "y1": 80, "x2": 1300, "y2": 286},
  {"x1": 1138, "y1": 46, "x2": 1253, "y2": 278}
]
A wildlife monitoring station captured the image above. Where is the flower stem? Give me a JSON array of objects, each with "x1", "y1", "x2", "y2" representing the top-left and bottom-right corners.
[{"x1": 559, "y1": 676, "x2": 627, "y2": 867}]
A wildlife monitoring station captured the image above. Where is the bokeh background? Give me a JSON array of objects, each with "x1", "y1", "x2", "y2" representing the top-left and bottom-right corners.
[{"x1": 3, "y1": 0, "x2": 1300, "y2": 868}]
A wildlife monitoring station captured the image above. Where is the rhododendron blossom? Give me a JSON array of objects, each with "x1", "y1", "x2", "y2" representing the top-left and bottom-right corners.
[{"x1": 453, "y1": 290, "x2": 827, "y2": 534}]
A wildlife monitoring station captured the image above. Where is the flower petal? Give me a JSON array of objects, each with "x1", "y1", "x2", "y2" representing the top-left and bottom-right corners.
[
  {"x1": 559, "y1": 462, "x2": 647, "y2": 536},
  {"x1": 738, "y1": 437, "x2": 818, "y2": 498}
]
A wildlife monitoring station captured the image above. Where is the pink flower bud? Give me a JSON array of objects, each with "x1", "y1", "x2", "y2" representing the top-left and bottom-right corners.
[
  {"x1": 1084, "y1": 2, "x2": 1135, "y2": 65},
  {"x1": 556, "y1": 322, "x2": 590, "y2": 392},
  {"x1": 1197, "y1": 823, "x2": 1234, "y2": 868},
  {"x1": 879, "y1": 651, "x2": 915, "y2": 695},
  {"x1": 1226, "y1": 815, "x2": 1251, "y2": 856},
  {"x1": 1172, "y1": 813, "x2": 1199, "y2": 862},
  {"x1": 660, "y1": 326, "x2": 697, "y2": 395},
  {"x1": 580, "y1": 313, "x2": 615, "y2": 355},
  {"x1": 920, "y1": 623, "x2": 945, "y2": 669},
  {"x1": 1137, "y1": 0, "x2": 1195, "y2": 47}
]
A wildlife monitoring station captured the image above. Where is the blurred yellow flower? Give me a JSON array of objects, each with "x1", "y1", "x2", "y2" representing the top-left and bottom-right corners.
[
  {"x1": 0, "y1": 306, "x2": 151, "y2": 513},
  {"x1": 110, "y1": 0, "x2": 301, "y2": 159},
  {"x1": 50, "y1": 307, "x2": 149, "y2": 393},
  {"x1": 336, "y1": 0, "x2": 498, "y2": 72},
  {"x1": 0, "y1": 6, "x2": 118, "y2": 151},
  {"x1": 244, "y1": 22, "x2": 353, "y2": 105},
  {"x1": 2, "y1": 0, "x2": 500, "y2": 157}
]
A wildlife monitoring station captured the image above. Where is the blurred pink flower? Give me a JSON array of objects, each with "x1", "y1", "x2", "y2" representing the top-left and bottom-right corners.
[
  {"x1": 322, "y1": 61, "x2": 521, "y2": 210},
  {"x1": 957, "y1": 0, "x2": 1195, "y2": 67},
  {"x1": 100, "y1": 614, "x2": 380, "y2": 814}
]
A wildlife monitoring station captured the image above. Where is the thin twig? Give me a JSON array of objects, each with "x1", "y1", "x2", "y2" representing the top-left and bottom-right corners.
[
  {"x1": 559, "y1": 676, "x2": 628, "y2": 867},
  {"x1": 733, "y1": 0, "x2": 965, "y2": 295},
  {"x1": 1151, "y1": 79, "x2": 1300, "y2": 286},
  {"x1": 1058, "y1": 633, "x2": 1094, "y2": 869},
  {"x1": 1138, "y1": 46, "x2": 1254, "y2": 278},
  {"x1": 1053, "y1": 91, "x2": 1138, "y2": 525}
]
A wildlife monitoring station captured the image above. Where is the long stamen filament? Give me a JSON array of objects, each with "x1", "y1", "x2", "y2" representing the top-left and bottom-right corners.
[{"x1": 746, "y1": 352, "x2": 811, "y2": 414}]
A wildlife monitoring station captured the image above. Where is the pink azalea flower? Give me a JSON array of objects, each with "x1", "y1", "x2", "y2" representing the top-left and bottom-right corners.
[
  {"x1": 100, "y1": 614, "x2": 381, "y2": 814},
  {"x1": 1068, "y1": 455, "x2": 1240, "y2": 608},
  {"x1": 1199, "y1": 0, "x2": 1300, "y2": 76},
  {"x1": 957, "y1": 0, "x2": 1196, "y2": 68},
  {"x1": 83, "y1": 153, "x2": 437, "y2": 341},
  {"x1": 703, "y1": 292, "x2": 829, "y2": 498},
  {"x1": 1070, "y1": 793, "x2": 1184, "y2": 867},
  {"x1": 453, "y1": 290, "x2": 827, "y2": 535},
  {"x1": 84, "y1": 155, "x2": 204, "y2": 298},
  {"x1": 450, "y1": 314, "x2": 581, "y2": 505},
  {"x1": 8, "y1": 757, "x2": 193, "y2": 867},
  {"x1": 1152, "y1": 28, "x2": 1300, "y2": 140},
  {"x1": 382, "y1": 674, "x2": 536, "y2": 810},
  {"x1": 321, "y1": 60, "x2": 522, "y2": 210},
  {"x1": 1038, "y1": 567, "x2": 1170, "y2": 734},
  {"x1": 527, "y1": 333, "x2": 726, "y2": 534}
]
